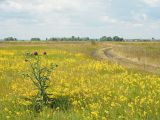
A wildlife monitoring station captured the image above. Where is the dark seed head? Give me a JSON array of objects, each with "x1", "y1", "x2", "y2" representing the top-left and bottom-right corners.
[
  {"x1": 43, "y1": 52, "x2": 47, "y2": 55},
  {"x1": 33, "y1": 51, "x2": 38, "y2": 55},
  {"x1": 25, "y1": 59, "x2": 28, "y2": 62}
]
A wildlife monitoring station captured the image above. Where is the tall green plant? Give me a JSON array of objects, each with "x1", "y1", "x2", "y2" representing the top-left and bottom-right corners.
[{"x1": 23, "y1": 51, "x2": 57, "y2": 111}]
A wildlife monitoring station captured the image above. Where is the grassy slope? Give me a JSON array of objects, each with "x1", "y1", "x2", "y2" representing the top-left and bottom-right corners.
[
  {"x1": 110, "y1": 42, "x2": 160, "y2": 66},
  {"x1": 99, "y1": 42, "x2": 160, "y2": 74}
]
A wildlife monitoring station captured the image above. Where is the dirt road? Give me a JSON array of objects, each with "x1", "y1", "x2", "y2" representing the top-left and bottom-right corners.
[{"x1": 94, "y1": 47, "x2": 160, "y2": 75}]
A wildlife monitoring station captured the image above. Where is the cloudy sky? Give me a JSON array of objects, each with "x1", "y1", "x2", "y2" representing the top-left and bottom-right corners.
[{"x1": 0, "y1": 0, "x2": 160, "y2": 39}]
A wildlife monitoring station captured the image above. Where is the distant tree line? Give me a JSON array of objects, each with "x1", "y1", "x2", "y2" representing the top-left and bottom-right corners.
[
  {"x1": 2, "y1": 36, "x2": 124, "y2": 42},
  {"x1": 31, "y1": 38, "x2": 41, "y2": 41},
  {"x1": 46, "y1": 36, "x2": 124, "y2": 42},
  {"x1": 100, "y1": 36, "x2": 124, "y2": 41},
  {"x1": 4, "y1": 37, "x2": 17, "y2": 41},
  {"x1": 47, "y1": 36, "x2": 91, "y2": 41}
]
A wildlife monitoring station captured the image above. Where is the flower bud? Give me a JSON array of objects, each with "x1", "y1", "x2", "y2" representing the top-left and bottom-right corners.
[
  {"x1": 43, "y1": 52, "x2": 47, "y2": 55},
  {"x1": 33, "y1": 51, "x2": 38, "y2": 55}
]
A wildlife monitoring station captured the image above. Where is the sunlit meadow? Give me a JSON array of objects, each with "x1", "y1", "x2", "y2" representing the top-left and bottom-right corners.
[{"x1": 0, "y1": 42, "x2": 160, "y2": 120}]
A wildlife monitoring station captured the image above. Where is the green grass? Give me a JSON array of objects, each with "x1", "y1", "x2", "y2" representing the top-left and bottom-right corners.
[
  {"x1": 0, "y1": 41, "x2": 160, "y2": 120},
  {"x1": 109, "y1": 42, "x2": 160, "y2": 66}
]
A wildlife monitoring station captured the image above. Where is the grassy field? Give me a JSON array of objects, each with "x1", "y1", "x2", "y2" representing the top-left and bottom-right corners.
[
  {"x1": 110, "y1": 42, "x2": 160, "y2": 66},
  {"x1": 0, "y1": 41, "x2": 160, "y2": 120},
  {"x1": 99, "y1": 42, "x2": 160, "y2": 74}
]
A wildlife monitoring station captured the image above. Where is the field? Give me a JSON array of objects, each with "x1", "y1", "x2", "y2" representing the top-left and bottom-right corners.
[
  {"x1": 99, "y1": 42, "x2": 160, "y2": 74},
  {"x1": 111, "y1": 42, "x2": 160, "y2": 66},
  {"x1": 0, "y1": 41, "x2": 160, "y2": 120}
]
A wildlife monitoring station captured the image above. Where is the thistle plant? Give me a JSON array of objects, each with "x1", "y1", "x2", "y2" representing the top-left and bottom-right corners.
[{"x1": 23, "y1": 51, "x2": 57, "y2": 111}]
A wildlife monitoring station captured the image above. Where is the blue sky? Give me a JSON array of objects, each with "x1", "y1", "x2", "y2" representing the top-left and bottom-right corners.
[{"x1": 0, "y1": 0, "x2": 160, "y2": 39}]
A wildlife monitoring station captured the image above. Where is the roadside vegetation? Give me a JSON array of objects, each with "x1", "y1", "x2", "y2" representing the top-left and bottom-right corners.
[{"x1": 110, "y1": 42, "x2": 160, "y2": 66}]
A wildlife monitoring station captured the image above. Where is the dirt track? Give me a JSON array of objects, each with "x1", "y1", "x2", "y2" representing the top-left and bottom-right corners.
[{"x1": 94, "y1": 47, "x2": 160, "y2": 75}]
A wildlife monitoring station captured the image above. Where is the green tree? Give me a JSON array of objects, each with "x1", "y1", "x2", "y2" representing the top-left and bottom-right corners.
[
  {"x1": 100, "y1": 36, "x2": 107, "y2": 41},
  {"x1": 48, "y1": 37, "x2": 58, "y2": 41},
  {"x1": 113, "y1": 36, "x2": 124, "y2": 41},
  {"x1": 106, "y1": 37, "x2": 113, "y2": 41},
  {"x1": 4, "y1": 37, "x2": 17, "y2": 41},
  {"x1": 31, "y1": 38, "x2": 41, "y2": 41}
]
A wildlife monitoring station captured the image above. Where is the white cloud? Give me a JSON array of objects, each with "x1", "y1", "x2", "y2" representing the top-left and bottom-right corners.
[
  {"x1": 141, "y1": 0, "x2": 160, "y2": 7},
  {"x1": 0, "y1": 0, "x2": 160, "y2": 39},
  {"x1": 101, "y1": 16, "x2": 117, "y2": 23},
  {"x1": 133, "y1": 13, "x2": 148, "y2": 21},
  {"x1": 133, "y1": 23, "x2": 143, "y2": 27}
]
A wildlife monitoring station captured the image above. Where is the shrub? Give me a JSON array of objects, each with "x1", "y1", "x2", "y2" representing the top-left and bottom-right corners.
[{"x1": 23, "y1": 51, "x2": 58, "y2": 111}]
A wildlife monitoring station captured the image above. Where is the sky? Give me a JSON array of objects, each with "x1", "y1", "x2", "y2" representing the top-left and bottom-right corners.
[{"x1": 0, "y1": 0, "x2": 160, "y2": 39}]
